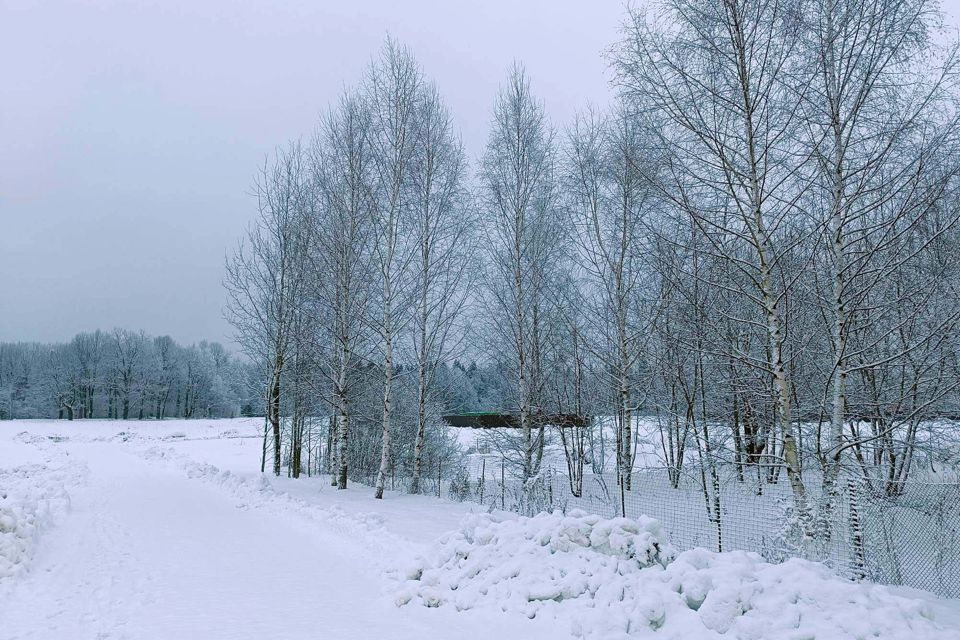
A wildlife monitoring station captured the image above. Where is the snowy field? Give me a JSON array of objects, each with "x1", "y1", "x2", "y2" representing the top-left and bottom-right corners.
[{"x1": 2, "y1": 418, "x2": 960, "y2": 639}]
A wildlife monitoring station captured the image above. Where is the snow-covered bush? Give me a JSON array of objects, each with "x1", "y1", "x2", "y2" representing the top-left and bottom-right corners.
[
  {"x1": 761, "y1": 495, "x2": 808, "y2": 564},
  {"x1": 448, "y1": 467, "x2": 472, "y2": 502},
  {"x1": 519, "y1": 469, "x2": 557, "y2": 516},
  {"x1": 494, "y1": 468, "x2": 567, "y2": 516},
  {"x1": 473, "y1": 470, "x2": 486, "y2": 503}
]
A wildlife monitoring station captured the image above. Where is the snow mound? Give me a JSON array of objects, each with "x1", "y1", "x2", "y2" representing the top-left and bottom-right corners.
[
  {"x1": 399, "y1": 511, "x2": 960, "y2": 639},
  {"x1": 396, "y1": 510, "x2": 674, "y2": 617},
  {"x1": 0, "y1": 462, "x2": 85, "y2": 582},
  {"x1": 651, "y1": 549, "x2": 959, "y2": 640}
]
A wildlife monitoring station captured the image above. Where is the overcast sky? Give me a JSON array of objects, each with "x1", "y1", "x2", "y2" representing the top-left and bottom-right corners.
[
  {"x1": 1, "y1": 0, "x2": 958, "y2": 348},
  {"x1": 0, "y1": 0, "x2": 621, "y2": 347}
]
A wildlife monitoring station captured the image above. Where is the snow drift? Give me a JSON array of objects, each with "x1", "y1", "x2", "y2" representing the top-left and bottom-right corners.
[{"x1": 398, "y1": 510, "x2": 960, "y2": 639}]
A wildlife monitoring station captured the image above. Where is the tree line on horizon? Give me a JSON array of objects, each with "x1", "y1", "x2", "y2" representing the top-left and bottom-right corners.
[
  {"x1": 0, "y1": 328, "x2": 527, "y2": 428},
  {"x1": 0, "y1": 329, "x2": 257, "y2": 421}
]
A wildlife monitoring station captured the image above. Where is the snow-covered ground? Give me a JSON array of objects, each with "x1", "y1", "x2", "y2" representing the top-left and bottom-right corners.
[
  {"x1": 1, "y1": 418, "x2": 959, "y2": 639},
  {"x1": 452, "y1": 415, "x2": 665, "y2": 472}
]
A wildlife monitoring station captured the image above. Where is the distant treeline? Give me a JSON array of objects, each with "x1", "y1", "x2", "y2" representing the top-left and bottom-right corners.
[{"x1": 0, "y1": 330, "x2": 260, "y2": 420}]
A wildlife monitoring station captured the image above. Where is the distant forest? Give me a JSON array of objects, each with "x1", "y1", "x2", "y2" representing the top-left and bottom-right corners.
[
  {"x1": 0, "y1": 330, "x2": 255, "y2": 420},
  {"x1": 0, "y1": 328, "x2": 507, "y2": 422}
]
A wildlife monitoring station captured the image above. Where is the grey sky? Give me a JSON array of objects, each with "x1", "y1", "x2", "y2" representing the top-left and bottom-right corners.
[
  {"x1": 0, "y1": 0, "x2": 622, "y2": 347},
  {"x1": 2, "y1": 1, "x2": 958, "y2": 347}
]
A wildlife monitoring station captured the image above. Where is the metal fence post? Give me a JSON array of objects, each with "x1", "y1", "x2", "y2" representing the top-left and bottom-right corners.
[
  {"x1": 501, "y1": 458, "x2": 505, "y2": 510},
  {"x1": 479, "y1": 457, "x2": 486, "y2": 504}
]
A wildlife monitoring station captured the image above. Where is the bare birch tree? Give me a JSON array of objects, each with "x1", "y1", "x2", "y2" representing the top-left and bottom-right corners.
[
  {"x1": 800, "y1": 0, "x2": 960, "y2": 507},
  {"x1": 309, "y1": 90, "x2": 375, "y2": 490},
  {"x1": 407, "y1": 83, "x2": 474, "y2": 494},
  {"x1": 225, "y1": 142, "x2": 311, "y2": 476},
  {"x1": 481, "y1": 65, "x2": 562, "y2": 481},
  {"x1": 564, "y1": 103, "x2": 657, "y2": 491},
  {"x1": 616, "y1": 0, "x2": 813, "y2": 512},
  {"x1": 365, "y1": 41, "x2": 423, "y2": 499}
]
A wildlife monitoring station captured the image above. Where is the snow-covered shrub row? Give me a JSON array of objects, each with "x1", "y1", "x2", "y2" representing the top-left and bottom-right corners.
[
  {"x1": 0, "y1": 461, "x2": 85, "y2": 582},
  {"x1": 398, "y1": 511, "x2": 960, "y2": 639}
]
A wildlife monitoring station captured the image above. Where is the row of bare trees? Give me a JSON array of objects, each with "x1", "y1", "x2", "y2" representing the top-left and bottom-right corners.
[
  {"x1": 603, "y1": 0, "x2": 960, "y2": 517},
  {"x1": 226, "y1": 40, "x2": 474, "y2": 493},
  {"x1": 228, "y1": 0, "x2": 960, "y2": 517},
  {"x1": 485, "y1": 0, "x2": 960, "y2": 518}
]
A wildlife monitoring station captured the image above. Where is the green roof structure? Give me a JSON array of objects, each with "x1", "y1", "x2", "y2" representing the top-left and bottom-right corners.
[{"x1": 442, "y1": 413, "x2": 587, "y2": 429}]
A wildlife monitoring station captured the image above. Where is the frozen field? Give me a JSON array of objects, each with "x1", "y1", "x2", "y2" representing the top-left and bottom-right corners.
[{"x1": 2, "y1": 418, "x2": 960, "y2": 639}]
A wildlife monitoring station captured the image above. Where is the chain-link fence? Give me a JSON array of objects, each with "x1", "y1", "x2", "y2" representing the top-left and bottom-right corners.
[{"x1": 450, "y1": 456, "x2": 960, "y2": 598}]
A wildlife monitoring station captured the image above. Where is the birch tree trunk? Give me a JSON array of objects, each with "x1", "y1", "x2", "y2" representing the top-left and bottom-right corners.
[{"x1": 269, "y1": 363, "x2": 282, "y2": 476}]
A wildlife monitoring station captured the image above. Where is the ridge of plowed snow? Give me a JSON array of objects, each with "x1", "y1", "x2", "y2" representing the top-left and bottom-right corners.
[
  {"x1": 0, "y1": 433, "x2": 87, "y2": 585},
  {"x1": 398, "y1": 509, "x2": 960, "y2": 640}
]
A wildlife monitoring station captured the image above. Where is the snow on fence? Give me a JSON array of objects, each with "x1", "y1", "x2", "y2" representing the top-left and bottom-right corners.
[{"x1": 452, "y1": 457, "x2": 960, "y2": 599}]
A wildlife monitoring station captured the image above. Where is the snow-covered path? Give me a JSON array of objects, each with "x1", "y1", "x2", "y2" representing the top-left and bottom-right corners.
[{"x1": 0, "y1": 435, "x2": 560, "y2": 640}]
